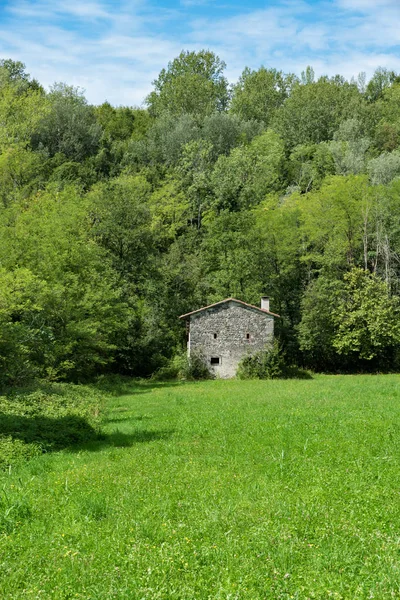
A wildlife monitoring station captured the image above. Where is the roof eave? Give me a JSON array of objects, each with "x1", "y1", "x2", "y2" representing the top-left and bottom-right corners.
[{"x1": 179, "y1": 297, "x2": 280, "y2": 319}]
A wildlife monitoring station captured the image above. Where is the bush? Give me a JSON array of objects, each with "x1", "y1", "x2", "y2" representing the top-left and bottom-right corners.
[
  {"x1": 152, "y1": 350, "x2": 212, "y2": 381},
  {"x1": 237, "y1": 342, "x2": 288, "y2": 380},
  {"x1": 181, "y1": 351, "x2": 213, "y2": 380},
  {"x1": 151, "y1": 356, "x2": 182, "y2": 381},
  {"x1": 0, "y1": 383, "x2": 104, "y2": 468}
]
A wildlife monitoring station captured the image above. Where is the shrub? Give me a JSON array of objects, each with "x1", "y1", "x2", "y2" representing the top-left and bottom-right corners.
[
  {"x1": 0, "y1": 383, "x2": 104, "y2": 468},
  {"x1": 182, "y1": 351, "x2": 213, "y2": 380},
  {"x1": 151, "y1": 357, "x2": 182, "y2": 381},
  {"x1": 237, "y1": 342, "x2": 287, "y2": 380},
  {"x1": 153, "y1": 350, "x2": 212, "y2": 381}
]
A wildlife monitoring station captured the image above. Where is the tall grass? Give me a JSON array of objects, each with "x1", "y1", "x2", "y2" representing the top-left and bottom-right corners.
[{"x1": 1, "y1": 375, "x2": 400, "y2": 598}]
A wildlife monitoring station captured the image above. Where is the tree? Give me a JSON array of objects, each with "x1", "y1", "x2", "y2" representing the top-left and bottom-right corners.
[
  {"x1": 298, "y1": 276, "x2": 344, "y2": 371},
  {"x1": 301, "y1": 66, "x2": 315, "y2": 85},
  {"x1": 197, "y1": 210, "x2": 266, "y2": 301},
  {"x1": 230, "y1": 66, "x2": 297, "y2": 125},
  {"x1": 329, "y1": 118, "x2": 371, "y2": 176},
  {"x1": 0, "y1": 78, "x2": 47, "y2": 151},
  {"x1": 176, "y1": 139, "x2": 214, "y2": 228},
  {"x1": 0, "y1": 187, "x2": 128, "y2": 383},
  {"x1": 148, "y1": 179, "x2": 189, "y2": 246},
  {"x1": 94, "y1": 103, "x2": 152, "y2": 142},
  {"x1": 201, "y1": 112, "x2": 263, "y2": 159},
  {"x1": 373, "y1": 83, "x2": 400, "y2": 152},
  {"x1": 298, "y1": 269, "x2": 400, "y2": 370},
  {"x1": 272, "y1": 76, "x2": 362, "y2": 148},
  {"x1": 0, "y1": 59, "x2": 42, "y2": 93},
  {"x1": 95, "y1": 102, "x2": 136, "y2": 141},
  {"x1": 88, "y1": 174, "x2": 154, "y2": 284},
  {"x1": 366, "y1": 67, "x2": 400, "y2": 103},
  {"x1": 288, "y1": 143, "x2": 335, "y2": 193},
  {"x1": 146, "y1": 50, "x2": 229, "y2": 119},
  {"x1": 132, "y1": 112, "x2": 200, "y2": 166},
  {"x1": 0, "y1": 146, "x2": 47, "y2": 207},
  {"x1": 368, "y1": 151, "x2": 400, "y2": 186},
  {"x1": 294, "y1": 175, "x2": 372, "y2": 273},
  {"x1": 31, "y1": 83, "x2": 102, "y2": 161},
  {"x1": 333, "y1": 268, "x2": 400, "y2": 363},
  {"x1": 211, "y1": 129, "x2": 286, "y2": 212}
]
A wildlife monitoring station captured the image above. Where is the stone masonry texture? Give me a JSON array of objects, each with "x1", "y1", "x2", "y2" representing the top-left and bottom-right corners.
[{"x1": 188, "y1": 300, "x2": 274, "y2": 378}]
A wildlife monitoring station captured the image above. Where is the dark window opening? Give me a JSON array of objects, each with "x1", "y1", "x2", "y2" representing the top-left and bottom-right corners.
[
  {"x1": 210, "y1": 357, "x2": 220, "y2": 365},
  {"x1": 246, "y1": 333, "x2": 250, "y2": 340},
  {"x1": 213, "y1": 333, "x2": 217, "y2": 339}
]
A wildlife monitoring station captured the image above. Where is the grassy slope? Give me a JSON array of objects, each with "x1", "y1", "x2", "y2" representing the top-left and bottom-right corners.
[{"x1": 1, "y1": 375, "x2": 400, "y2": 599}]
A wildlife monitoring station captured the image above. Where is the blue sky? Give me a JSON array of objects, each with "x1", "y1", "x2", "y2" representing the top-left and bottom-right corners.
[{"x1": 0, "y1": 0, "x2": 399, "y2": 106}]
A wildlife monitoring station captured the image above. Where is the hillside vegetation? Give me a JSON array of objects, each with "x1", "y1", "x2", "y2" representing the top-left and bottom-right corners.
[
  {"x1": 1, "y1": 376, "x2": 400, "y2": 598},
  {"x1": 2, "y1": 55, "x2": 400, "y2": 383}
]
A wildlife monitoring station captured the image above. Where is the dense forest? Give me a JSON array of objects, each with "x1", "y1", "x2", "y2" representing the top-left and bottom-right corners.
[{"x1": 2, "y1": 52, "x2": 400, "y2": 386}]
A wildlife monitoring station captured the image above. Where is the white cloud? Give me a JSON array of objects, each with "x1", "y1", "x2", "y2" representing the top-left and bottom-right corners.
[
  {"x1": 8, "y1": 0, "x2": 113, "y2": 20},
  {"x1": 187, "y1": 0, "x2": 400, "y2": 83},
  {"x1": 0, "y1": 0, "x2": 399, "y2": 105},
  {"x1": 337, "y1": 0, "x2": 399, "y2": 9}
]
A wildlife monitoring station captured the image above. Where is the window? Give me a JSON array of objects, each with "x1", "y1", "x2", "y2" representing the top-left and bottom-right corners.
[
  {"x1": 210, "y1": 357, "x2": 220, "y2": 365},
  {"x1": 246, "y1": 333, "x2": 250, "y2": 340},
  {"x1": 213, "y1": 333, "x2": 217, "y2": 339}
]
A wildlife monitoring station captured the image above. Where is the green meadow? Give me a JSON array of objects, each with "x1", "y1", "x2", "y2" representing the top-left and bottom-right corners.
[{"x1": 1, "y1": 375, "x2": 400, "y2": 599}]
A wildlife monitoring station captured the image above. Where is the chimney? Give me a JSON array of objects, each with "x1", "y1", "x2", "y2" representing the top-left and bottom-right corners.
[{"x1": 261, "y1": 296, "x2": 270, "y2": 312}]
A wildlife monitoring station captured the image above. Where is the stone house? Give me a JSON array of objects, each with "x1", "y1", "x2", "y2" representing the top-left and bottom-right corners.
[{"x1": 179, "y1": 297, "x2": 279, "y2": 378}]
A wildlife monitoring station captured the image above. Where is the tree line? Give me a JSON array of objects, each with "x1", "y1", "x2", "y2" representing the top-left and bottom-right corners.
[{"x1": 2, "y1": 52, "x2": 400, "y2": 385}]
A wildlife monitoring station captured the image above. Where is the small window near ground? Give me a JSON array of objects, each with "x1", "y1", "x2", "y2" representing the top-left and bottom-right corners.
[
  {"x1": 210, "y1": 357, "x2": 220, "y2": 365},
  {"x1": 214, "y1": 333, "x2": 217, "y2": 339},
  {"x1": 246, "y1": 333, "x2": 250, "y2": 340}
]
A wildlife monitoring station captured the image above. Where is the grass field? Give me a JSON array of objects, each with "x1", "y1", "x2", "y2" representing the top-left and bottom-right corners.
[{"x1": 1, "y1": 375, "x2": 400, "y2": 599}]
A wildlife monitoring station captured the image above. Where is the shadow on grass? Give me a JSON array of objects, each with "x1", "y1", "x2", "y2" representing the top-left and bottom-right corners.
[
  {"x1": 106, "y1": 415, "x2": 152, "y2": 424},
  {"x1": 285, "y1": 368, "x2": 314, "y2": 380},
  {"x1": 76, "y1": 428, "x2": 175, "y2": 452},
  {"x1": 93, "y1": 375, "x2": 184, "y2": 397},
  {"x1": 0, "y1": 412, "x2": 173, "y2": 453},
  {"x1": 0, "y1": 412, "x2": 98, "y2": 451}
]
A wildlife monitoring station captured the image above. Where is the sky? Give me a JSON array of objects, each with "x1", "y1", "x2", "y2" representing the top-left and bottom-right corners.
[{"x1": 0, "y1": 0, "x2": 399, "y2": 106}]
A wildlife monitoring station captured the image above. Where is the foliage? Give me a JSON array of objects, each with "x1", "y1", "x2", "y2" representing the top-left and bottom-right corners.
[
  {"x1": 94, "y1": 102, "x2": 141, "y2": 142},
  {"x1": 0, "y1": 188, "x2": 128, "y2": 385},
  {"x1": 0, "y1": 78, "x2": 47, "y2": 151},
  {"x1": 179, "y1": 350, "x2": 213, "y2": 381},
  {"x1": 202, "y1": 111, "x2": 263, "y2": 159},
  {"x1": 31, "y1": 83, "x2": 102, "y2": 161},
  {"x1": 146, "y1": 50, "x2": 229, "y2": 118},
  {"x1": 365, "y1": 67, "x2": 400, "y2": 102},
  {"x1": 151, "y1": 349, "x2": 212, "y2": 381},
  {"x1": 333, "y1": 268, "x2": 400, "y2": 362},
  {"x1": 88, "y1": 174, "x2": 154, "y2": 281},
  {"x1": 211, "y1": 129, "x2": 285, "y2": 211},
  {"x1": 236, "y1": 341, "x2": 287, "y2": 379},
  {"x1": 299, "y1": 269, "x2": 400, "y2": 370},
  {"x1": 0, "y1": 146, "x2": 48, "y2": 206},
  {"x1": 2, "y1": 55, "x2": 400, "y2": 379},
  {"x1": 0, "y1": 382, "x2": 103, "y2": 468},
  {"x1": 131, "y1": 112, "x2": 200, "y2": 166},
  {"x1": 368, "y1": 150, "x2": 400, "y2": 185},
  {"x1": 230, "y1": 66, "x2": 297, "y2": 124},
  {"x1": 328, "y1": 118, "x2": 371, "y2": 176},
  {"x1": 298, "y1": 276, "x2": 344, "y2": 371},
  {"x1": 288, "y1": 142, "x2": 335, "y2": 192},
  {"x1": 0, "y1": 59, "x2": 36, "y2": 90},
  {"x1": 272, "y1": 76, "x2": 362, "y2": 148}
]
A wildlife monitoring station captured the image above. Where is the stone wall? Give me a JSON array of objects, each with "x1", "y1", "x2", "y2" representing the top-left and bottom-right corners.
[{"x1": 188, "y1": 301, "x2": 274, "y2": 378}]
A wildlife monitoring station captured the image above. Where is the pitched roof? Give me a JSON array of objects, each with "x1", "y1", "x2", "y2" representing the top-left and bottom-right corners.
[{"x1": 179, "y1": 297, "x2": 280, "y2": 319}]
